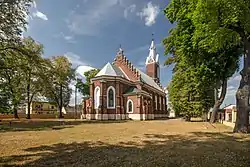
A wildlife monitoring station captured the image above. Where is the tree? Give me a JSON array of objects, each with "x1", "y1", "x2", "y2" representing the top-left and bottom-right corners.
[
  {"x1": 0, "y1": 54, "x2": 25, "y2": 118},
  {"x1": 20, "y1": 37, "x2": 44, "y2": 119},
  {"x1": 188, "y1": 0, "x2": 250, "y2": 132},
  {"x1": 0, "y1": 85, "x2": 11, "y2": 114},
  {"x1": 167, "y1": 59, "x2": 215, "y2": 121},
  {"x1": 163, "y1": 0, "x2": 241, "y2": 125},
  {"x1": 0, "y1": 0, "x2": 35, "y2": 71},
  {"x1": 0, "y1": 0, "x2": 32, "y2": 45},
  {"x1": 76, "y1": 69, "x2": 100, "y2": 96},
  {"x1": 43, "y1": 56, "x2": 74, "y2": 118}
]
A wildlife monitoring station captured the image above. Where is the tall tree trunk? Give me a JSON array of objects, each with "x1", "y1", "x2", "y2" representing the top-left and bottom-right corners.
[
  {"x1": 234, "y1": 38, "x2": 250, "y2": 133},
  {"x1": 26, "y1": 71, "x2": 31, "y2": 119},
  {"x1": 13, "y1": 103, "x2": 19, "y2": 119},
  {"x1": 27, "y1": 102, "x2": 31, "y2": 119},
  {"x1": 58, "y1": 83, "x2": 63, "y2": 118},
  {"x1": 210, "y1": 79, "x2": 227, "y2": 123}
]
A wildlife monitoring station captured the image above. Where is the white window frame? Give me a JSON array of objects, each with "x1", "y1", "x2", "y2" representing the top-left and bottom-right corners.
[
  {"x1": 126, "y1": 99, "x2": 133, "y2": 113},
  {"x1": 107, "y1": 86, "x2": 116, "y2": 109},
  {"x1": 94, "y1": 86, "x2": 100, "y2": 109}
]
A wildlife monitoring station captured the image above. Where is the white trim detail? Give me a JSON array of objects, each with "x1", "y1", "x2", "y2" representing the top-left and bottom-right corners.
[
  {"x1": 126, "y1": 99, "x2": 133, "y2": 113},
  {"x1": 94, "y1": 86, "x2": 100, "y2": 109},
  {"x1": 107, "y1": 86, "x2": 116, "y2": 109},
  {"x1": 119, "y1": 67, "x2": 130, "y2": 80}
]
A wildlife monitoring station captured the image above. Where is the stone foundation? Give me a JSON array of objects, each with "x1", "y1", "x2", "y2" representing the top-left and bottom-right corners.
[{"x1": 85, "y1": 113, "x2": 167, "y2": 120}]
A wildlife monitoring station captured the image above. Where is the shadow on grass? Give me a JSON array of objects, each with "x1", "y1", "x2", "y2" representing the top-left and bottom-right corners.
[
  {"x1": 1, "y1": 132, "x2": 250, "y2": 167},
  {"x1": 0, "y1": 120, "x2": 129, "y2": 132}
]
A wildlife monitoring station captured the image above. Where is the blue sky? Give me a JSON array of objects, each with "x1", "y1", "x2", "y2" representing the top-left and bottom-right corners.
[{"x1": 24, "y1": 0, "x2": 241, "y2": 107}]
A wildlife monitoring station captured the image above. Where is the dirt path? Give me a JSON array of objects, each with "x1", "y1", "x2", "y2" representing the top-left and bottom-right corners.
[{"x1": 0, "y1": 119, "x2": 249, "y2": 166}]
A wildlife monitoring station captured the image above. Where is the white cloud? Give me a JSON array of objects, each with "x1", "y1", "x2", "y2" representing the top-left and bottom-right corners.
[
  {"x1": 54, "y1": 32, "x2": 76, "y2": 43},
  {"x1": 32, "y1": 11, "x2": 48, "y2": 21},
  {"x1": 33, "y1": 1, "x2": 37, "y2": 8},
  {"x1": 64, "y1": 52, "x2": 93, "y2": 68},
  {"x1": 30, "y1": 1, "x2": 48, "y2": 21},
  {"x1": 227, "y1": 85, "x2": 235, "y2": 90},
  {"x1": 69, "y1": 65, "x2": 95, "y2": 106},
  {"x1": 221, "y1": 74, "x2": 241, "y2": 106},
  {"x1": 65, "y1": 1, "x2": 161, "y2": 35},
  {"x1": 124, "y1": 4, "x2": 136, "y2": 19},
  {"x1": 137, "y1": 2, "x2": 160, "y2": 26},
  {"x1": 76, "y1": 66, "x2": 95, "y2": 80},
  {"x1": 232, "y1": 74, "x2": 241, "y2": 81},
  {"x1": 66, "y1": 0, "x2": 122, "y2": 36}
]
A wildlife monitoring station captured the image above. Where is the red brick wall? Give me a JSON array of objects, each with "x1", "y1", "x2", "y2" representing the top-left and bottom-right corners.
[
  {"x1": 125, "y1": 95, "x2": 139, "y2": 114},
  {"x1": 88, "y1": 52, "x2": 167, "y2": 117},
  {"x1": 142, "y1": 86, "x2": 166, "y2": 115},
  {"x1": 146, "y1": 63, "x2": 159, "y2": 83},
  {"x1": 146, "y1": 63, "x2": 155, "y2": 79}
]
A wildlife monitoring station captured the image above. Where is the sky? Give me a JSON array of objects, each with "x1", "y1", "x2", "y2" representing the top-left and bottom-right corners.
[{"x1": 24, "y1": 0, "x2": 242, "y2": 107}]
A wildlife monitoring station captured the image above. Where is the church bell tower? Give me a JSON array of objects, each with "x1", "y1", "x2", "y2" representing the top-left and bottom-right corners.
[{"x1": 145, "y1": 35, "x2": 160, "y2": 83}]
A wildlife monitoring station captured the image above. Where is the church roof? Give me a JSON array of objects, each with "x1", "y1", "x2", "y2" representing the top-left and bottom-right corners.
[
  {"x1": 95, "y1": 62, "x2": 125, "y2": 77},
  {"x1": 123, "y1": 87, "x2": 151, "y2": 97},
  {"x1": 95, "y1": 37, "x2": 164, "y2": 93},
  {"x1": 96, "y1": 63, "x2": 163, "y2": 91},
  {"x1": 137, "y1": 69, "x2": 163, "y2": 91}
]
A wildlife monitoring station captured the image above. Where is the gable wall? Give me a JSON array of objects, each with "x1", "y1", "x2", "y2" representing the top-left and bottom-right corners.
[{"x1": 114, "y1": 54, "x2": 140, "y2": 82}]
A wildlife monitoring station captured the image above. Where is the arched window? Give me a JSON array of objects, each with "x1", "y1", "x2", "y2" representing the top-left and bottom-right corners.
[
  {"x1": 107, "y1": 86, "x2": 115, "y2": 108},
  {"x1": 159, "y1": 96, "x2": 162, "y2": 110},
  {"x1": 94, "y1": 86, "x2": 100, "y2": 109},
  {"x1": 127, "y1": 99, "x2": 133, "y2": 113}
]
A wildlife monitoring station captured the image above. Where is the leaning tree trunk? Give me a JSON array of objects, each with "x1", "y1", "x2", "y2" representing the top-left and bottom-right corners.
[
  {"x1": 234, "y1": 38, "x2": 250, "y2": 133},
  {"x1": 210, "y1": 79, "x2": 227, "y2": 123}
]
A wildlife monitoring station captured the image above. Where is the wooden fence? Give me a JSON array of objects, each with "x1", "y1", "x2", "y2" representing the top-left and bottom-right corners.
[{"x1": 0, "y1": 112, "x2": 82, "y2": 119}]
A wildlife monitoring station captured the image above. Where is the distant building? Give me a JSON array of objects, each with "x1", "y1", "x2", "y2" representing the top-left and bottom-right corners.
[
  {"x1": 207, "y1": 104, "x2": 250, "y2": 128},
  {"x1": 164, "y1": 87, "x2": 175, "y2": 118},
  {"x1": 83, "y1": 37, "x2": 167, "y2": 120},
  {"x1": 223, "y1": 104, "x2": 237, "y2": 123},
  {"x1": 26, "y1": 101, "x2": 57, "y2": 114}
]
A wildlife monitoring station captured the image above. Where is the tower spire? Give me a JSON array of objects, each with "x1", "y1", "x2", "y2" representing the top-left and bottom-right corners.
[
  {"x1": 117, "y1": 44, "x2": 124, "y2": 56},
  {"x1": 145, "y1": 33, "x2": 160, "y2": 83}
]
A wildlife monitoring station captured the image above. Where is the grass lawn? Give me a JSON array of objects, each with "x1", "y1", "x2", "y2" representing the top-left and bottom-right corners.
[{"x1": 0, "y1": 119, "x2": 250, "y2": 167}]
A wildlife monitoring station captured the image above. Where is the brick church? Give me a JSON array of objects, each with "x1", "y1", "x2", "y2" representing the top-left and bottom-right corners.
[{"x1": 83, "y1": 38, "x2": 167, "y2": 120}]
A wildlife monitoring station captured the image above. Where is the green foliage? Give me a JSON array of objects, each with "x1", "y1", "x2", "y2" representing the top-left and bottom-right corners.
[
  {"x1": 164, "y1": 0, "x2": 242, "y2": 119},
  {"x1": 42, "y1": 56, "x2": 74, "y2": 117},
  {"x1": 0, "y1": 36, "x2": 46, "y2": 118},
  {"x1": 76, "y1": 69, "x2": 100, "y2": 96},
  {"x1": 0, "y1": 0, "x2": 33, "y2": 44},
  {"x1": 0, "y1": 88, "x2": 11, "y2": 113}
]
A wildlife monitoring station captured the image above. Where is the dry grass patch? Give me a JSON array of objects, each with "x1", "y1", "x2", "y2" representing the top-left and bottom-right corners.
[{"x1": 0, "y1": 119, "x2": 250, "y2": 167}]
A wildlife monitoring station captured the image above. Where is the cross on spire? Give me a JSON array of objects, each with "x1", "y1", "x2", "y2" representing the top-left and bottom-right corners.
[
  {"x1": 152, "y1": 33, "x2": 154, "y2": 41},
  {"x1": 118, "y1": 44, "x2": 123, "y2": 55}
]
